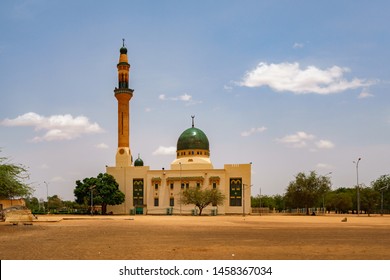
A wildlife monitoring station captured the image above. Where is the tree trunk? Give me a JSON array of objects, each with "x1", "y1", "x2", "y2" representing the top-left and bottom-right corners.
[{"x1": 102, "y1": 203, "x2": 107, "y2": 215}]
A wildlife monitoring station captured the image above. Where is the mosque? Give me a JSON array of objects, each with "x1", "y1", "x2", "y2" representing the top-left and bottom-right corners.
[{"x1": 106, "y1": 42, "x2": 251, "y2": 215}]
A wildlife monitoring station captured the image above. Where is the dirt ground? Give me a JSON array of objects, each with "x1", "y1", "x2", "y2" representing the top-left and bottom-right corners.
[{"x1": 1, "y1": 214, "x2": 389, "y2": 260}]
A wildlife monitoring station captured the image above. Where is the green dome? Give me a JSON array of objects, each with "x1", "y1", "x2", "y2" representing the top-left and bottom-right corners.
[
  {"x1": 134, "y1": 155, "x2": 144, "y2": 166},
  {"x1": 177, "y1": 127, "x2": 209, "y2": 151},
  {"x1": 120, "y1": 46, "x2": 127, "y2": 54}
]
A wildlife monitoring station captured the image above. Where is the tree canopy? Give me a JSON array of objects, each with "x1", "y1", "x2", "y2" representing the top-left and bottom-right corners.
[
  {"x1": 371, "y1": 174, "x2": 390, "y2": 212},
  {"x1": 285, "y1": 171, "x2": 331, "y2": 214},
  {"x1": 74, "y1": 173, "x2": 125, "y2": 214},
  {"x1": 0, "y1": 152, "x2": 32, "y2": 199},
  {"x1": 180, "y1": 187, "x2": 225, "y2": 216}
]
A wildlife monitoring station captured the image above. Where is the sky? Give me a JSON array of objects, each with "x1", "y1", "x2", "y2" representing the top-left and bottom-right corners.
[{"x1": 1, "y1": 0, "x2": 390, "y2": 201}]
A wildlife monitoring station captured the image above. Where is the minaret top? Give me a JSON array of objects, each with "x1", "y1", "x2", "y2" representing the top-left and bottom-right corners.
[
  {"x1": 119, "y1": 39, "x2": 129, "y2": 64},
  {"x1": 120, "y1": 38, "x2": 127, "y2": 54},
  {"x1": 191, "y1": 115, "x2": 195, "y2": 128}
]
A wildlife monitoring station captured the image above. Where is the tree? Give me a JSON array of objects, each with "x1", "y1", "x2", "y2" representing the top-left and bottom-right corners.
[
  {"x1": 25, "y1": 196, "x2": 40, "y2": 212},
  {"x1": 371, "y1": 174, "x2": 390, "y2": 213},
  {"x1": 48, "y1": 195, "x2": 64, "y2": 211},
  {"x1": 360, "y1": 186, "x2": 380, "y2": 215},
  {"x1": 284, "y1": 171, "x2": 331, "y2": 215},
  {"x1": 326, "y1": 191, "x2": 353, "y2": 214},
  {"x1": 180, "y1": 187, "x2": 225, "y2": 216},
  {"x1": 74, "y1": 173, "x2": 125, "y2": 214},
  {"x1": 0, "y1": 152, "x2": 32, "y2": 199}
]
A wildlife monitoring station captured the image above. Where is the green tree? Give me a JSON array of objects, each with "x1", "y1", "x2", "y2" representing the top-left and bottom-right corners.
[
  {"x1": 326, "y1": 190, "x2": 353, "y2": 213},
  {"x1": 371, "y1": 174, "x2": 390, "y2": 213},
  {"x1": 360, "y1": 186, "x2": 380, "y2": 215},
  {"x1": 273, "y1": 194, "x2": 286, "y2": 212},
  {"x1": 48, "y1": 195, "x2": 64, "y2": 211},
  {"x1": 74, "y1": 173, "x2": 125, "y2": 214},
  {"x1": 285, "y1": 171, "x2": 331, "y2": 215},
  {"x1": 25, "y1": 196, "x2": 40, "y2": 212},
  {"x1": 180, "y1": 187, "x2": 225, "y2": 216},
  {"x1": 0, "y1": 152, "x2": 32, "y2": 199},
  {"x1": 251, "y1": 195, "x2": 278, "y2": 209}
]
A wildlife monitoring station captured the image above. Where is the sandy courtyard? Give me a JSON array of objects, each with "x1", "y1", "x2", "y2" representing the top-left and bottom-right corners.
[{"x1": 1, "y1": 214, "x2": 389, "y2": 260}]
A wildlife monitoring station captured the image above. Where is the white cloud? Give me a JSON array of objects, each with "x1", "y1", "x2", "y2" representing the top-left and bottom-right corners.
[
  {"x1": 95, "y1": 143, "x2": 109, "y2": 149},
  {"x1": 224, "y1": 84, "x2": 233, "y2": 91},
  {"x1": 178, "y1": 93, "x2": 192, "y2": 101},
  {"x1": 277, "y1": 131, "x2": 315, "y2": 148},
  {"x1": 315, "y1": 140, "x2": 335, "y2": 149},
  {"x1": 238, "y1": 62, "x2": 373, "y2": 94},
  {"x1": 358, "y1": 90, "x2": 374, "y2": 99},
  {"x1": 293, "y1": 42, "x2": 304, "y2": 49},
  {"x1": 158, "y1": 93, "x2": 201, "y2": 105},
  {"x1": 1, "y1": 112, "x2": 103, "y2": 142},
  {"x1": 152, "y1": 146, "x2": 176, "y2": 155},
  {"x1": 241, "y1": 126, "x2": 267, "y2": 137},
  {"x1": 277, "y1": 131, "x2": 336, "y2": 150}
]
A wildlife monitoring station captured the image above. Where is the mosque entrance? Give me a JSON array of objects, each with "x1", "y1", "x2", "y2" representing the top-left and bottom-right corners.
[{"x1": 133, "y1": 179, "x2": 144, "y2": 214}]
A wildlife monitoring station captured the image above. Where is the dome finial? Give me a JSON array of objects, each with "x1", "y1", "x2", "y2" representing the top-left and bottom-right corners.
[
  {"x1": 191, "y1": 115, "x2": 195, "y2": 128},
  {"x1": 120, "y1": 39, "x2": 128, "y2": 54}
]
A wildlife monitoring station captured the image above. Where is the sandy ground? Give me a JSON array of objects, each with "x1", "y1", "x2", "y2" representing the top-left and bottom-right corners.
[{"x1": 1, "y1": 214, "x2": 389, "y2": 260}]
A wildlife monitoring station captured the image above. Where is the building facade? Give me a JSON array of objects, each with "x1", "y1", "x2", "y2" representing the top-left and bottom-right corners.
[{"x1": 106, "y1": 43, "x2": 251, "y2": 215}]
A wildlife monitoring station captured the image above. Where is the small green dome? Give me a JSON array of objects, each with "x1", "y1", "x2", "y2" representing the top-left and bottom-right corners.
[
  {"x1": 120, "y1": 46, "x2": 127, "y2": 54},
  {"x1": 177, "y1": 127, "x2": 209, "y2": 151},
  {"x1": 134, "y1": 154, "x2": 144, "y2": 166}
]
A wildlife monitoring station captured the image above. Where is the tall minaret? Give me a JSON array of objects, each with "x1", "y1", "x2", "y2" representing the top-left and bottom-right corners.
[{"x1": 114, "y1": 39, "x2": 134, "y2": 167}]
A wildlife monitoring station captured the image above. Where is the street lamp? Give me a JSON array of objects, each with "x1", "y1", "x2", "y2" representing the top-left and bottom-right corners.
[
  {"x1": 353, "y1": 158, "x2": 361, "y2": 216},
  {"x1": 44, "y1": 181, "x2": 49, "y2": 213}
]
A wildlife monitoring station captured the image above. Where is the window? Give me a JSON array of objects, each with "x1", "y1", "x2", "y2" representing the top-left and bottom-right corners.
[
  {"x1": 154, "y1": 183, "x2": 158, "y2": 190},
  {"x1": 170, "y1": 197, "x2": 174, "y2": 207},
  {"x1": 181, "y1": 183, "x2": 184, "y2": 189},
  {"x1": 229, "y1": 178, "x2": 242, "y2": 207},
  {"x1": 196, "y1": 182, "x2": 200, "y2": 188},
  {"x1": 170, "y1": 183, "x2": 174, "y2": 190},
  {"x1": 213, "y1": 182, "x2": 217, "y2": 189},
  {"x1": 154, "y1": 198, "x2": 159, "y2": 207}
]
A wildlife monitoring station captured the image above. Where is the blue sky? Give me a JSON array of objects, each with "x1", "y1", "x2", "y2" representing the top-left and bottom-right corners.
[{"x1": 1, "y1": 0, "x2": 389, "y2": 201}]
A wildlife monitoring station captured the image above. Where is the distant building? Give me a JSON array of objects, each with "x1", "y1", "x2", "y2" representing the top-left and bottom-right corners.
[
  {"x1": 0, "y1": 198, "x2": 26, "y2": 210},
  {"x1": 106, "y1": 42, "x2": 251, "y2": 215}
]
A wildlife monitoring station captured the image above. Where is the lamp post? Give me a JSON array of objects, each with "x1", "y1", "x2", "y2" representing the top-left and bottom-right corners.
[
  {"x1": 44, "y1": 181, "x2": 49, "y2": 213},
  {"x1": 353, "y1": 158, "x2": 361, "y2": 216}
]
